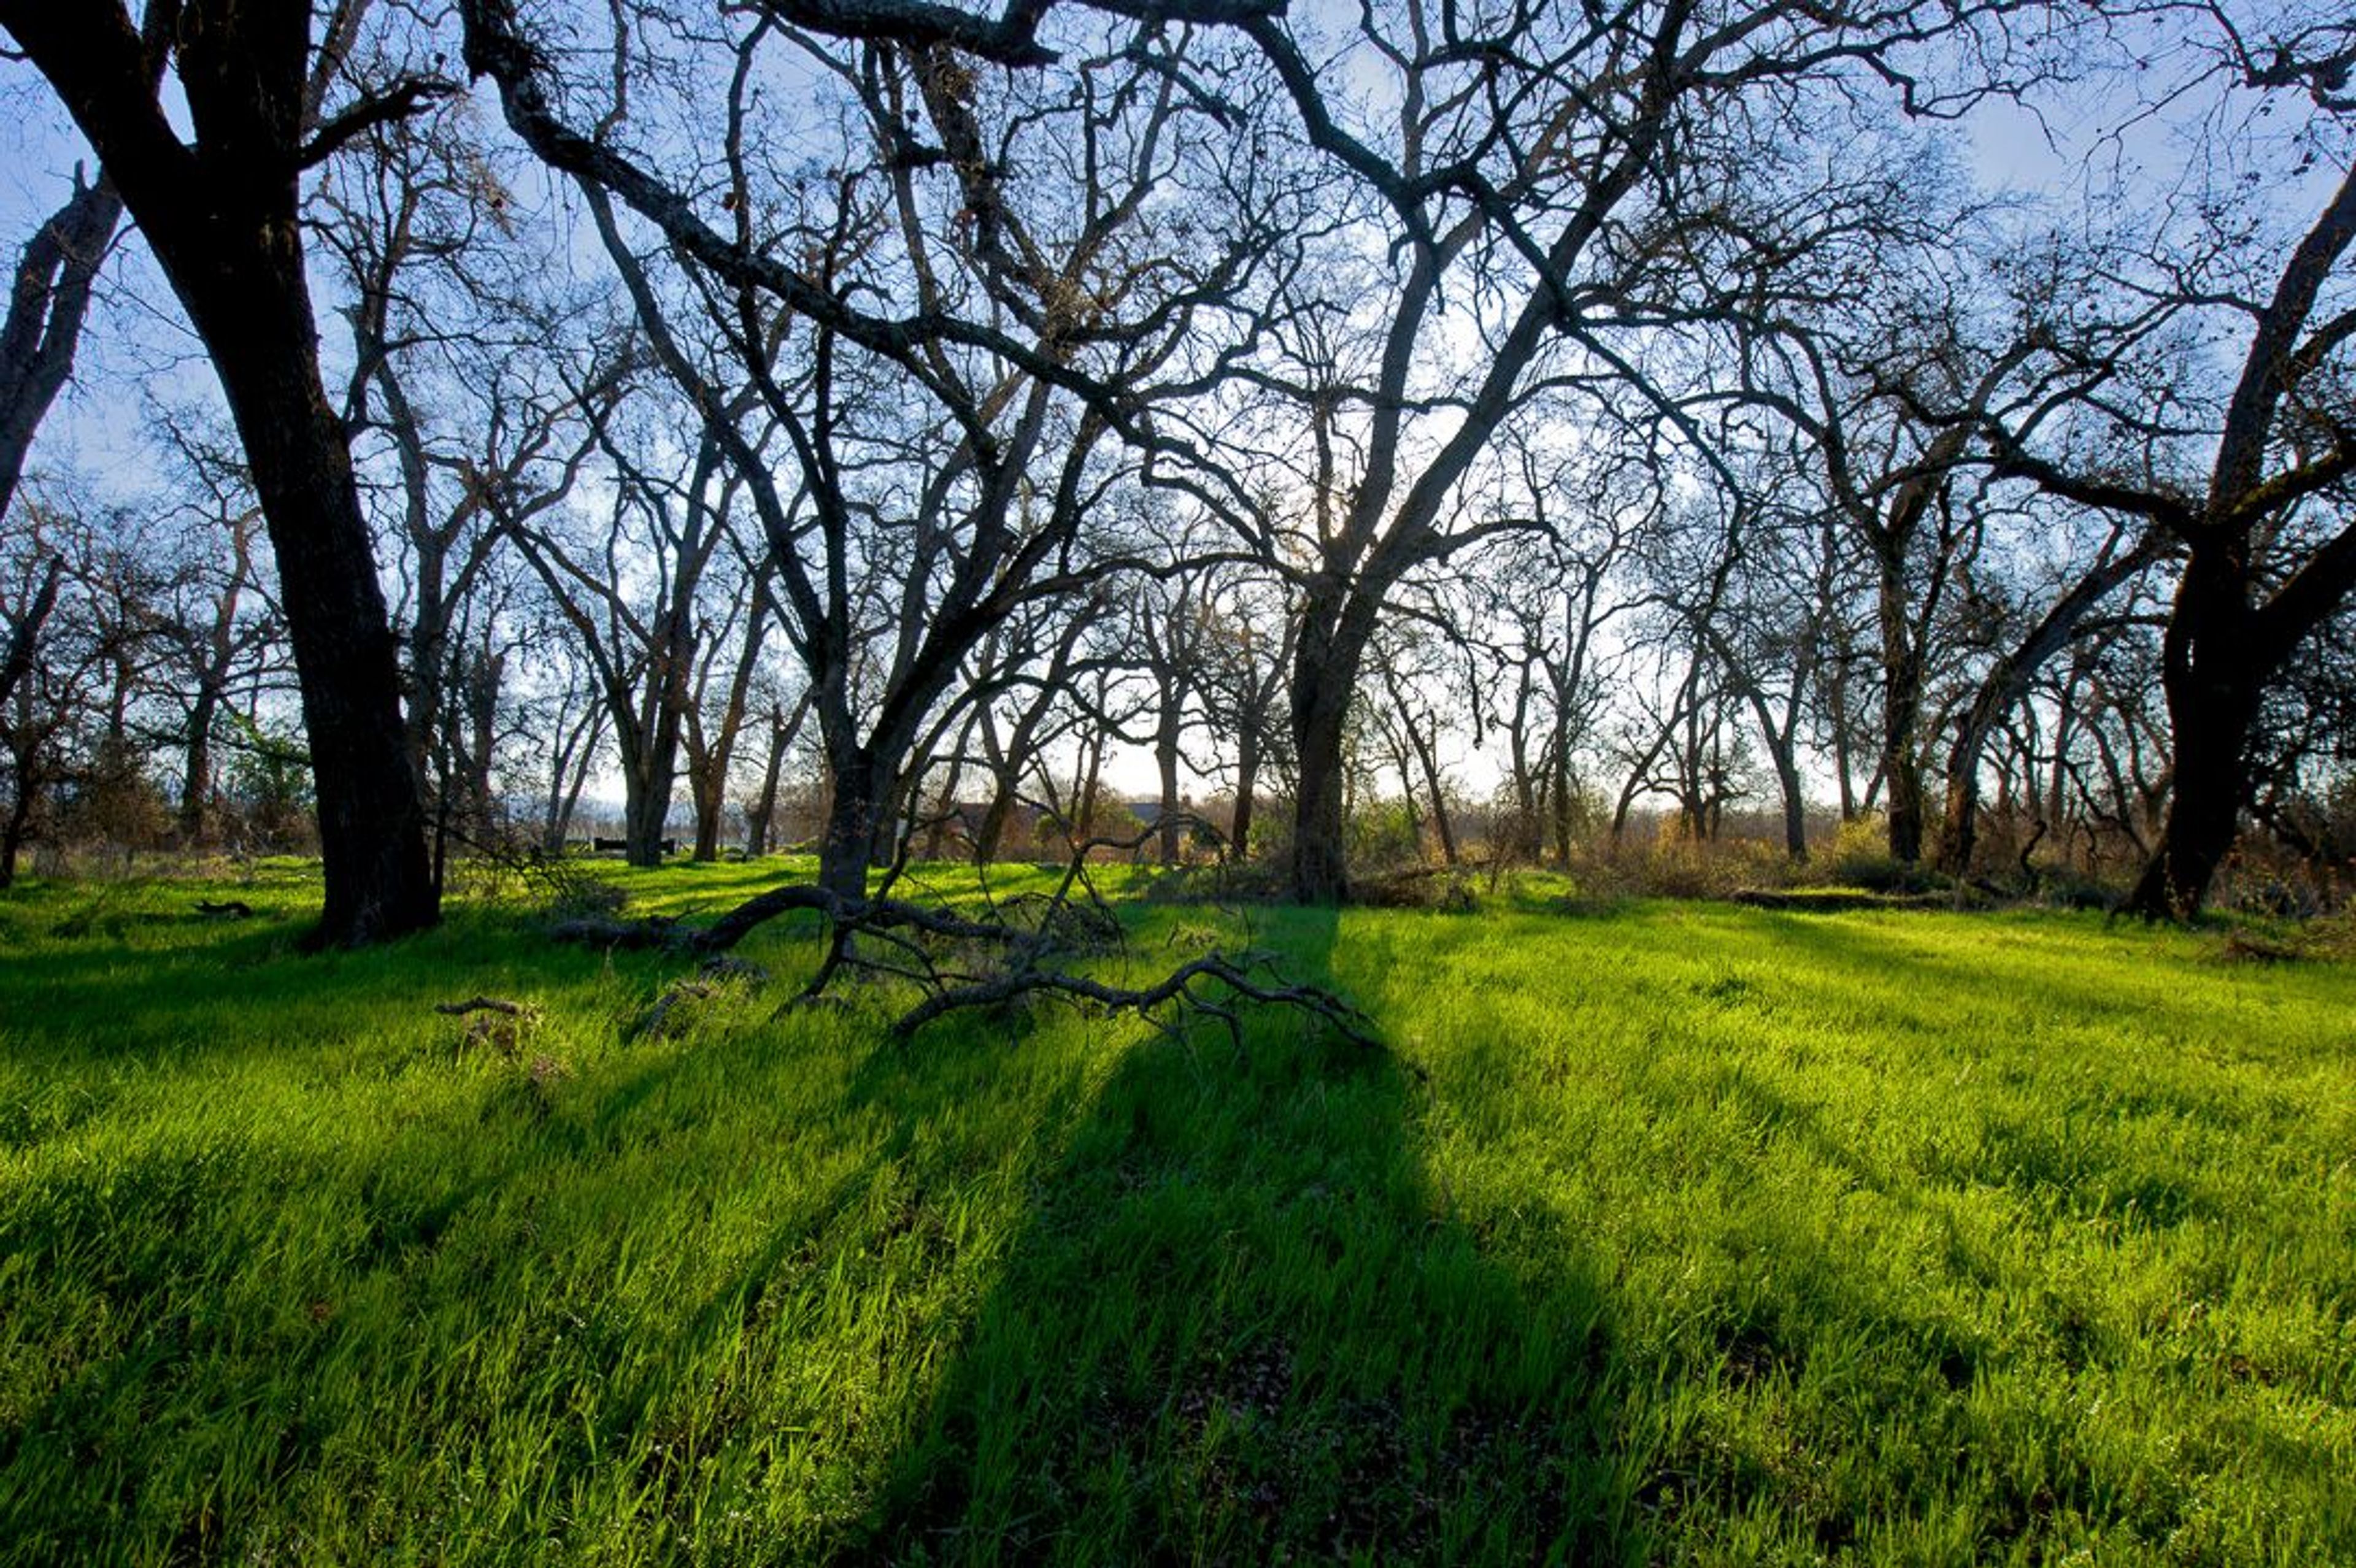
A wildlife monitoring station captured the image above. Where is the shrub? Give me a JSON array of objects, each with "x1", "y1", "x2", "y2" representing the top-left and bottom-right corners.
[{"x1": 1821, "y1": 814, "x2": 1943, "y2": 894}]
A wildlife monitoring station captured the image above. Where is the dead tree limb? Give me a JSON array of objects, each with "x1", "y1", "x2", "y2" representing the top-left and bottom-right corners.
[
  {"x1": 890, "y1": 948, "x2": 1377, "y2": 1049},
  {"x1": 546, "y1": 813, "x2": 1372, "y2": 1047}
]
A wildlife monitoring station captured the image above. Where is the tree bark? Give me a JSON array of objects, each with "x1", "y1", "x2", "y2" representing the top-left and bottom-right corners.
[
  {"x1": 1876, "y1": 545, "x2": 1928, "y2": 864},
  {"x1": 181, "y1": 682, "x2": 218, "y2": 842},
  {"x1": 2125, "y1": 548, "x2": 2264, "y2": 917},
  {"x1": 1229, "y1": 725, "x2": 1260, "y2": 863},
  {"x1": 1288, "y1": 667, "x2": 1353, "y2": 901},
  {"x1": 1155, "y1": 717, "x2": 1184, "y2": 867},
  {"x1": 1288, "y1": 581, "x2": 1380, "y2": 901},
  {"x1": 818, "y1": 749, "x2": 889, "y2": 902}
]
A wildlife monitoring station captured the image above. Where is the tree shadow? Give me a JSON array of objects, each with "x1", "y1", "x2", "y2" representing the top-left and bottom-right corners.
[
  {"x1": 0, "y1": 964, "x2": 1012, "y2": 1562},
  {"x1": 845, "y1": 904, "x2": 1655, "y2": 1565}
]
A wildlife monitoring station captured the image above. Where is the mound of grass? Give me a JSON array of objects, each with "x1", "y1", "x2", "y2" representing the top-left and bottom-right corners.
[{"x1": 1, "y1": 864, "x2": 2350, "y2": 1564}]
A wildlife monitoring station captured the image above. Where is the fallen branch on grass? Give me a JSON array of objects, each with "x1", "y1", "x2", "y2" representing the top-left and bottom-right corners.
[
  {"x1": 549, "y1": 815, "x2": 1375, "y2": 1048},
  {"x1": 890, "y1": 947, "x2": 1377, "y2": 1048},
  {"x1": 1727, "y1": 888, "x2": 1976, "y2": 913}
]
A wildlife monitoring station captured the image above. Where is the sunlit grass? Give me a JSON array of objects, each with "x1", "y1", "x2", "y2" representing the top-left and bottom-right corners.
[{"x1": 1, "y1": 862, "x2": 2349, "y2": 1564}]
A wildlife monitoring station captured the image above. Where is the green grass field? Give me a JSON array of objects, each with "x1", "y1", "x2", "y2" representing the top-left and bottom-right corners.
[{"x1": 1, "y1": 861, "x2": 2350, "y2": 1565}]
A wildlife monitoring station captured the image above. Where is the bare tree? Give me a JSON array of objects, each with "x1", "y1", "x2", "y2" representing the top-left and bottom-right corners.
[
  {"x1": 1195, "y1": 567, "x2": 1294, "y2": 863},
  {"x1": 1228, "y1": 0, "x2": 2071, "y2": 899},
  {"x1": 0, "y1": 0, "x2": 450, "y2": 943},
  {"x1": 680, "y1": 551, "x2": 777, "y2": 861},
  {"x1": 501, "y1": 393, "x2": 737, "y2": 867},
  {"x1": 0, "y1": 166, "x2": 121, "y2": 527},
  {"x1": 463, "y1": 0, "x2": 1283, "y2": 904},
  {"x1": 1988, "y1": 38, "x2": 2356, "y2": 914}
]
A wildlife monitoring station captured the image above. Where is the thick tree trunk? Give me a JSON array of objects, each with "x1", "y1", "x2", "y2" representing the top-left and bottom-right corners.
[
  {"x1": 622, "y1": 762, "x2": 673, "y2": 866},
  {"x1": 2127, "y1": 700, "x2": 2252, "y2": 918},
  {"x1": 201, "y1": 281, "x2": 436, "y2": 943},
  {"x1": 690, "y1": 767, "x2": 726, "y2": 863},
  {"x1": 1290, "y1": 688, "x2": 1351, "y2": 902},
  {"x1": 2126, "y1": 556, "x2": 2263, "y2": 918},
  {"x1": 1770, "y1": 745, "x2": 1808, "y2": 863},
  {"x1": 818, "y1": 750, "x2": 888, "y2": 902},
  {"x1": 1287, "y1": 587, "x2": 1377, "y2": 902}
]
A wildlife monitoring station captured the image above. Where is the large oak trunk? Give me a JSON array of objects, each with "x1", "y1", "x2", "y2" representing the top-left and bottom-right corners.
[
  {"x1": 1288, "y1": 689, "x2": 1352, "y2": 902},
  {"x1": 2126, "y1": 556, "x2": 2262, "y2": 918},
  {"x1": 818, "y1": 751, "x2": 889, "y2": 903},
  {"x1": 621, "y1": 764, "x2": 673, "y2": 867},
  {"x1": 202, "y1": 295, "x2": 436, "y2": 944},
  {"x1": 1287, "y1": 586, "x2": 1379, "y2": 902}
]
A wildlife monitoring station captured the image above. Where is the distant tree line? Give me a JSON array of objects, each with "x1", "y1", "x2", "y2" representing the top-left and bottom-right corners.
[{"x1": 2, "y1": 0, "x2": 2352, "y2": 937}]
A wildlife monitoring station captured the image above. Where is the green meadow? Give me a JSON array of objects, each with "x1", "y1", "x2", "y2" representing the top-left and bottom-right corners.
[{"x1": 1, "y1": 862, "x2": 2350, "y2": 1565}]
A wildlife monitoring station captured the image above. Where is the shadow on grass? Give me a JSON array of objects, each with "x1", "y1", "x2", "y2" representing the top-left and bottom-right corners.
[
  {"x1": 12, "y1": 883, "x2": 2339, "y2": 1561},
  {"x1": 0, "y1": 976, "x2": 979, "y2": 1562},
  {"x1": 845, "y1": 905, "x2": 1655, "y2": 1566}
]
